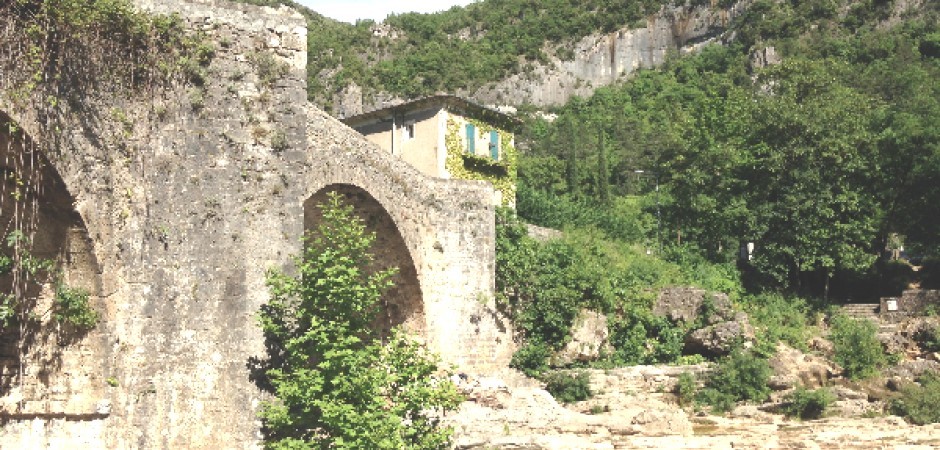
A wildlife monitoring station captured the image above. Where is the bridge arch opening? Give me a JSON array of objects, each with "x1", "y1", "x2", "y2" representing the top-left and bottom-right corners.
[
  {"x1": 0, "y1": 111, "x2": 102, "y2": 396},
  {"x1": 304, "y1": 184, "x2": 425, "y2": 342}
]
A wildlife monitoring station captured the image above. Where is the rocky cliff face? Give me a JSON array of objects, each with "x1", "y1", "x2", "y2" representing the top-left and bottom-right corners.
[
  {"x1": 336, "y1": 2, "x2": 746, "y2": 115},
  {"x1": 469, "y1": 3, "x2": 745, "y2": 108}
]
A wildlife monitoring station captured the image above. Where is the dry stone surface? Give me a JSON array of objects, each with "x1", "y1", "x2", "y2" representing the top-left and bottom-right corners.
[
  {"x1": 768, "y1": 343, "x2": 842, "y2": 390},
  {"x1": 449, "y1": 366, "x2": 940, "y2": 449}
]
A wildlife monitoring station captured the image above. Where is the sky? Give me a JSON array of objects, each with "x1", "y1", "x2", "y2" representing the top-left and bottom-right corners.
[{"x1": 294, "y1": 0, "x2": 476, "y2": 23}]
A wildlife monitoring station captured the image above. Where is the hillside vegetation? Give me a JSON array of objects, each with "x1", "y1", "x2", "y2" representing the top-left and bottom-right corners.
[
  {"x1": 520, "y1": 0, "x2": 940, "y2": 299},
  {"x1": 233, "y1": 0, "x2": 692, "y2": 110}
]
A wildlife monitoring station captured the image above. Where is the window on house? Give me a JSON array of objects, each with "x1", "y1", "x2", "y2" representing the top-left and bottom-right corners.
[
  {"x1": 489, "y1": 130, "x2": 499, "y2": 161},
  {"x1": 403, "y1": 121, "x2": 415, "y2": 141},
  {"x1": 465, "y1": 123, "x2": 476, "y2": 155}
]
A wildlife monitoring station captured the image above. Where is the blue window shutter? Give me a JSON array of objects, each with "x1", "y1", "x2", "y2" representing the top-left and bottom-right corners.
[
  {"x1": 466, "y1": 124, "x2": 476, "y2": 155},
  {"x1": 489, "y1": 130, "x2": 499, "y2": 160}
]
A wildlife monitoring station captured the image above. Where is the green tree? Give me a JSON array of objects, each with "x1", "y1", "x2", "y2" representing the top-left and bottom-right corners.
[
  {"x1": 258, "y1": 193, "x2": 462, "y2": 449},
  {"x1": 744, "y1": 59, "x2": 881, "y2": 295}
]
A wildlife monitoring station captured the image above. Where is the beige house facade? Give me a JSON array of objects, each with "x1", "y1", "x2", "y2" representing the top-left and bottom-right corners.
[{"x1": 342, "y1": 95, "x2": 518, "y2": 206}]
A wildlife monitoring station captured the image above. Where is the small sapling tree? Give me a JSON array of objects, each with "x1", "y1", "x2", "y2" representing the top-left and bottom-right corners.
[{"x1": 257, "y1": 192, "x2": 463, "y2": 449}]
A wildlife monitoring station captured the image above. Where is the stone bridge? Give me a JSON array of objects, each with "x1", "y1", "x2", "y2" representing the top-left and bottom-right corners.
[{"x1": 0, "y1": 0, "x2": 512, "y2": 447}]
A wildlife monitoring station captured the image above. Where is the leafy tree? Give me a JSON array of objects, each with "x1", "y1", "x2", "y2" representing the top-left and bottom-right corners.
[
  {"x1": 258, "y1": 193, "x2": 462, "y2": 449},
  {"x1": 743, "y1": 59, "x2": 882, "y2": 295}
]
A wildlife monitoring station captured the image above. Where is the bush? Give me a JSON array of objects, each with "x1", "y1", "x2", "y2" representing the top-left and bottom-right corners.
[
  {"x1": 781, "y1": 386, "x2": 835, "y2": 420},
  {"x1": 697, "y1": 349, "x2": 772, "y2": 413},
  {"x1": 675, "y1": 372, "x2": 697, "y2": 407},
  {"x1": 829, "y1": 314, "x2": 888, "y2": 380},
  {"x1": 890, "y1": 372, "x2": 940, "y2": 425},
  {"x1": 510, "y1": 341, "x2": 552, "y2": 377},
  {"x1": 515, "y1": 184, "x2": 651, "y2": 243},
  {"x1": 742, "y1": 293, "x2": 815, "y2": 352},
  {"x1": 608, "y1": 307, "x2": 684, "y2": 365},
  {"x1": 913, "y1": 323, "x2": 940, "y2": 353},
  {"x1": 543, "y1": 371, "x2": 593, "y2": 404}
]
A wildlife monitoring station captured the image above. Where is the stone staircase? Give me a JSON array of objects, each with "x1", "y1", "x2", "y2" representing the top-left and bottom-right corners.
[
  {"x1": 840, "y1": 303, "x2": 901, "y2": 333},
  {"x1": 841, "y1": 303, "x2": 880, "y2": 321}
]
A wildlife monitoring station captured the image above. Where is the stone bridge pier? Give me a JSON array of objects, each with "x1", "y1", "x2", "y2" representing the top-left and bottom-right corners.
[
  {"x1": 0, "y1": 0, "x2": 513, "y2": 448},
  {"x1": 304, "y1": 105, "x2": 513, "y2": 371}
]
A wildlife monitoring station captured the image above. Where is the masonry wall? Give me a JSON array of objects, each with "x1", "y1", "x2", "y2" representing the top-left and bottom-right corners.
[
  {"x1": 0, "y1": 0, "x2": 510, "y2": 448},
  {"x1": 880, "y1": 290, "x2": 940, "y2": 323}
]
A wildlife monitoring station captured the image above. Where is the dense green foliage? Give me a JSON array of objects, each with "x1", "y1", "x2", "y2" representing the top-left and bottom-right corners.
[
  {"x1": 913, "y1": 322, "x2": 940, "y2": 353},
  {"x1": 696, "y1": 349, "x2": 772, "y2": 413},
  {"x1": 781, "y1": 386, "x2": 836, "y2": 420},
  {"x1": 741, "y1": 293, "x2": 819, "y2": 354},
  {"x1": 543, "y1": 371, "x2": 593, "y2": 403},
  {"x1": 496, "y1": 209, "x2": 747, "y2": 374},
  {"x1": 520, "y1": 2, "x2": 940, "y2": 299},
  {"x1": 889, "y1": 372, "x2": 940, "y2": 425},
  {"x1": 305, "y1": 0, "x2": 677, "y2": 107},
  {"x1": 828, "y1": 314, "x2": 888, "y2": 379},
  {"x1": 497, "y1": 209, "x2": 730, "y2": 374},
  {"x1": 258, "y1": 194, "x2": 462, "y2": 449}
]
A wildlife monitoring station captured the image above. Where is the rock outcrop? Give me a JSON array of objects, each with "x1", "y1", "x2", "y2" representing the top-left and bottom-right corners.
[
  {"x1": 552, "y1": 309, "x2": 610, "y2": 365},
  {"x1": 768, "y1": 343, "x2": 841, "y2": 390}
]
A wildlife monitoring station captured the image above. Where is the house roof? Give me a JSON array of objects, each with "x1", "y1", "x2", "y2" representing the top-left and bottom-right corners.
[{"x1": 341, "y1": 95, "x2": 522, "y2": 131}]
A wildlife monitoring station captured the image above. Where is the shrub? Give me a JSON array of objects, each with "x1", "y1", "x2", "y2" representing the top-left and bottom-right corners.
[
  {"x1": 913, "y1": 323, "x2": 940, "y2": 353},
  {"x1": 697, "y1": 349, "x2": 772, "y2": 413},
  {"x1": 675, "y1": 372, "x2": 697, "y2": 407},
  {"x1": 510, "y1": 341, "x2": 552, "y2": 377},
  {"x1": 890, "y1": 372, "x2": 940, "y2": 425},
  {"x1": 53, "y1": 285, "x2": 98, "y2": 330},
  {"x1": 608, "y1": 308, "x2": 684, "y2": 365},
  {"x1": 543, "y1": 371, "x2": 593, "y2": 404},
  {"x1": 781, "y1": 386, "x2": 835, "y2": 420},
  {"x1": 829, "y1": 314, "x2": 888, "y2": 380},
  {"x1": 742, "y1": 293, "x2": 815, "y2": 352}
]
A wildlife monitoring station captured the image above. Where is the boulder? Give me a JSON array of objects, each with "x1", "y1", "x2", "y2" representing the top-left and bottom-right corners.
[
  {"x1": 808, "y1": 336, "x2": 835, "y2": 355},
  {"x1": 768, "y1": 343, "x2": 841, "y2": 390},
  {"x1": 653, "y1": 287, "x2": 734, "y2": 325},
  {"x1": 553, "y1": 309, "x2": 610, "y2": 366},
  {"x1": 684, "y1": 312, "x2": 755, "y2": 356}
]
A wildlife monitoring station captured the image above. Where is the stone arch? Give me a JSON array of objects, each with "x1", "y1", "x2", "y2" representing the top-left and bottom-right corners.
[
  {"x1": 0, "y1": 111, "x2": 103, "y2": 407},
  {"x1": 304, "y1": 184, "x2": 425, "y2": 341}
]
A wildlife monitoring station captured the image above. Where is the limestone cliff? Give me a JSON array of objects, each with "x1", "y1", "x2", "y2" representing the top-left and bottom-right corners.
[{"x1": 334, "y1": 2, "x2": 746, "y2": 116}]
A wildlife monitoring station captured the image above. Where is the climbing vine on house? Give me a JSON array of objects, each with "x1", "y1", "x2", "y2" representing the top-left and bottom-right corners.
[{"x1": 445, "y1": 118, "x2": 518, "y2": 206}]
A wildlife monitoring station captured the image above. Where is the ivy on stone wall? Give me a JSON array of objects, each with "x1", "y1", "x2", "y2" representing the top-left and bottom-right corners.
[
  {"x1": 445, "y1": 117, "x2": 517, "y2": 206},
  {"x1": 0, "y1": 0, "x2": 210, "y2": 399},
  {"x1": 1, "y1": 0, "x2": 212, "y2": 116}
]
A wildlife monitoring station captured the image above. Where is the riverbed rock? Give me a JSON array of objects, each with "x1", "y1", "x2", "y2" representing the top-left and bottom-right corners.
[{"x1": 768, "y1": 343, "x2": 842, "y2": 390}]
